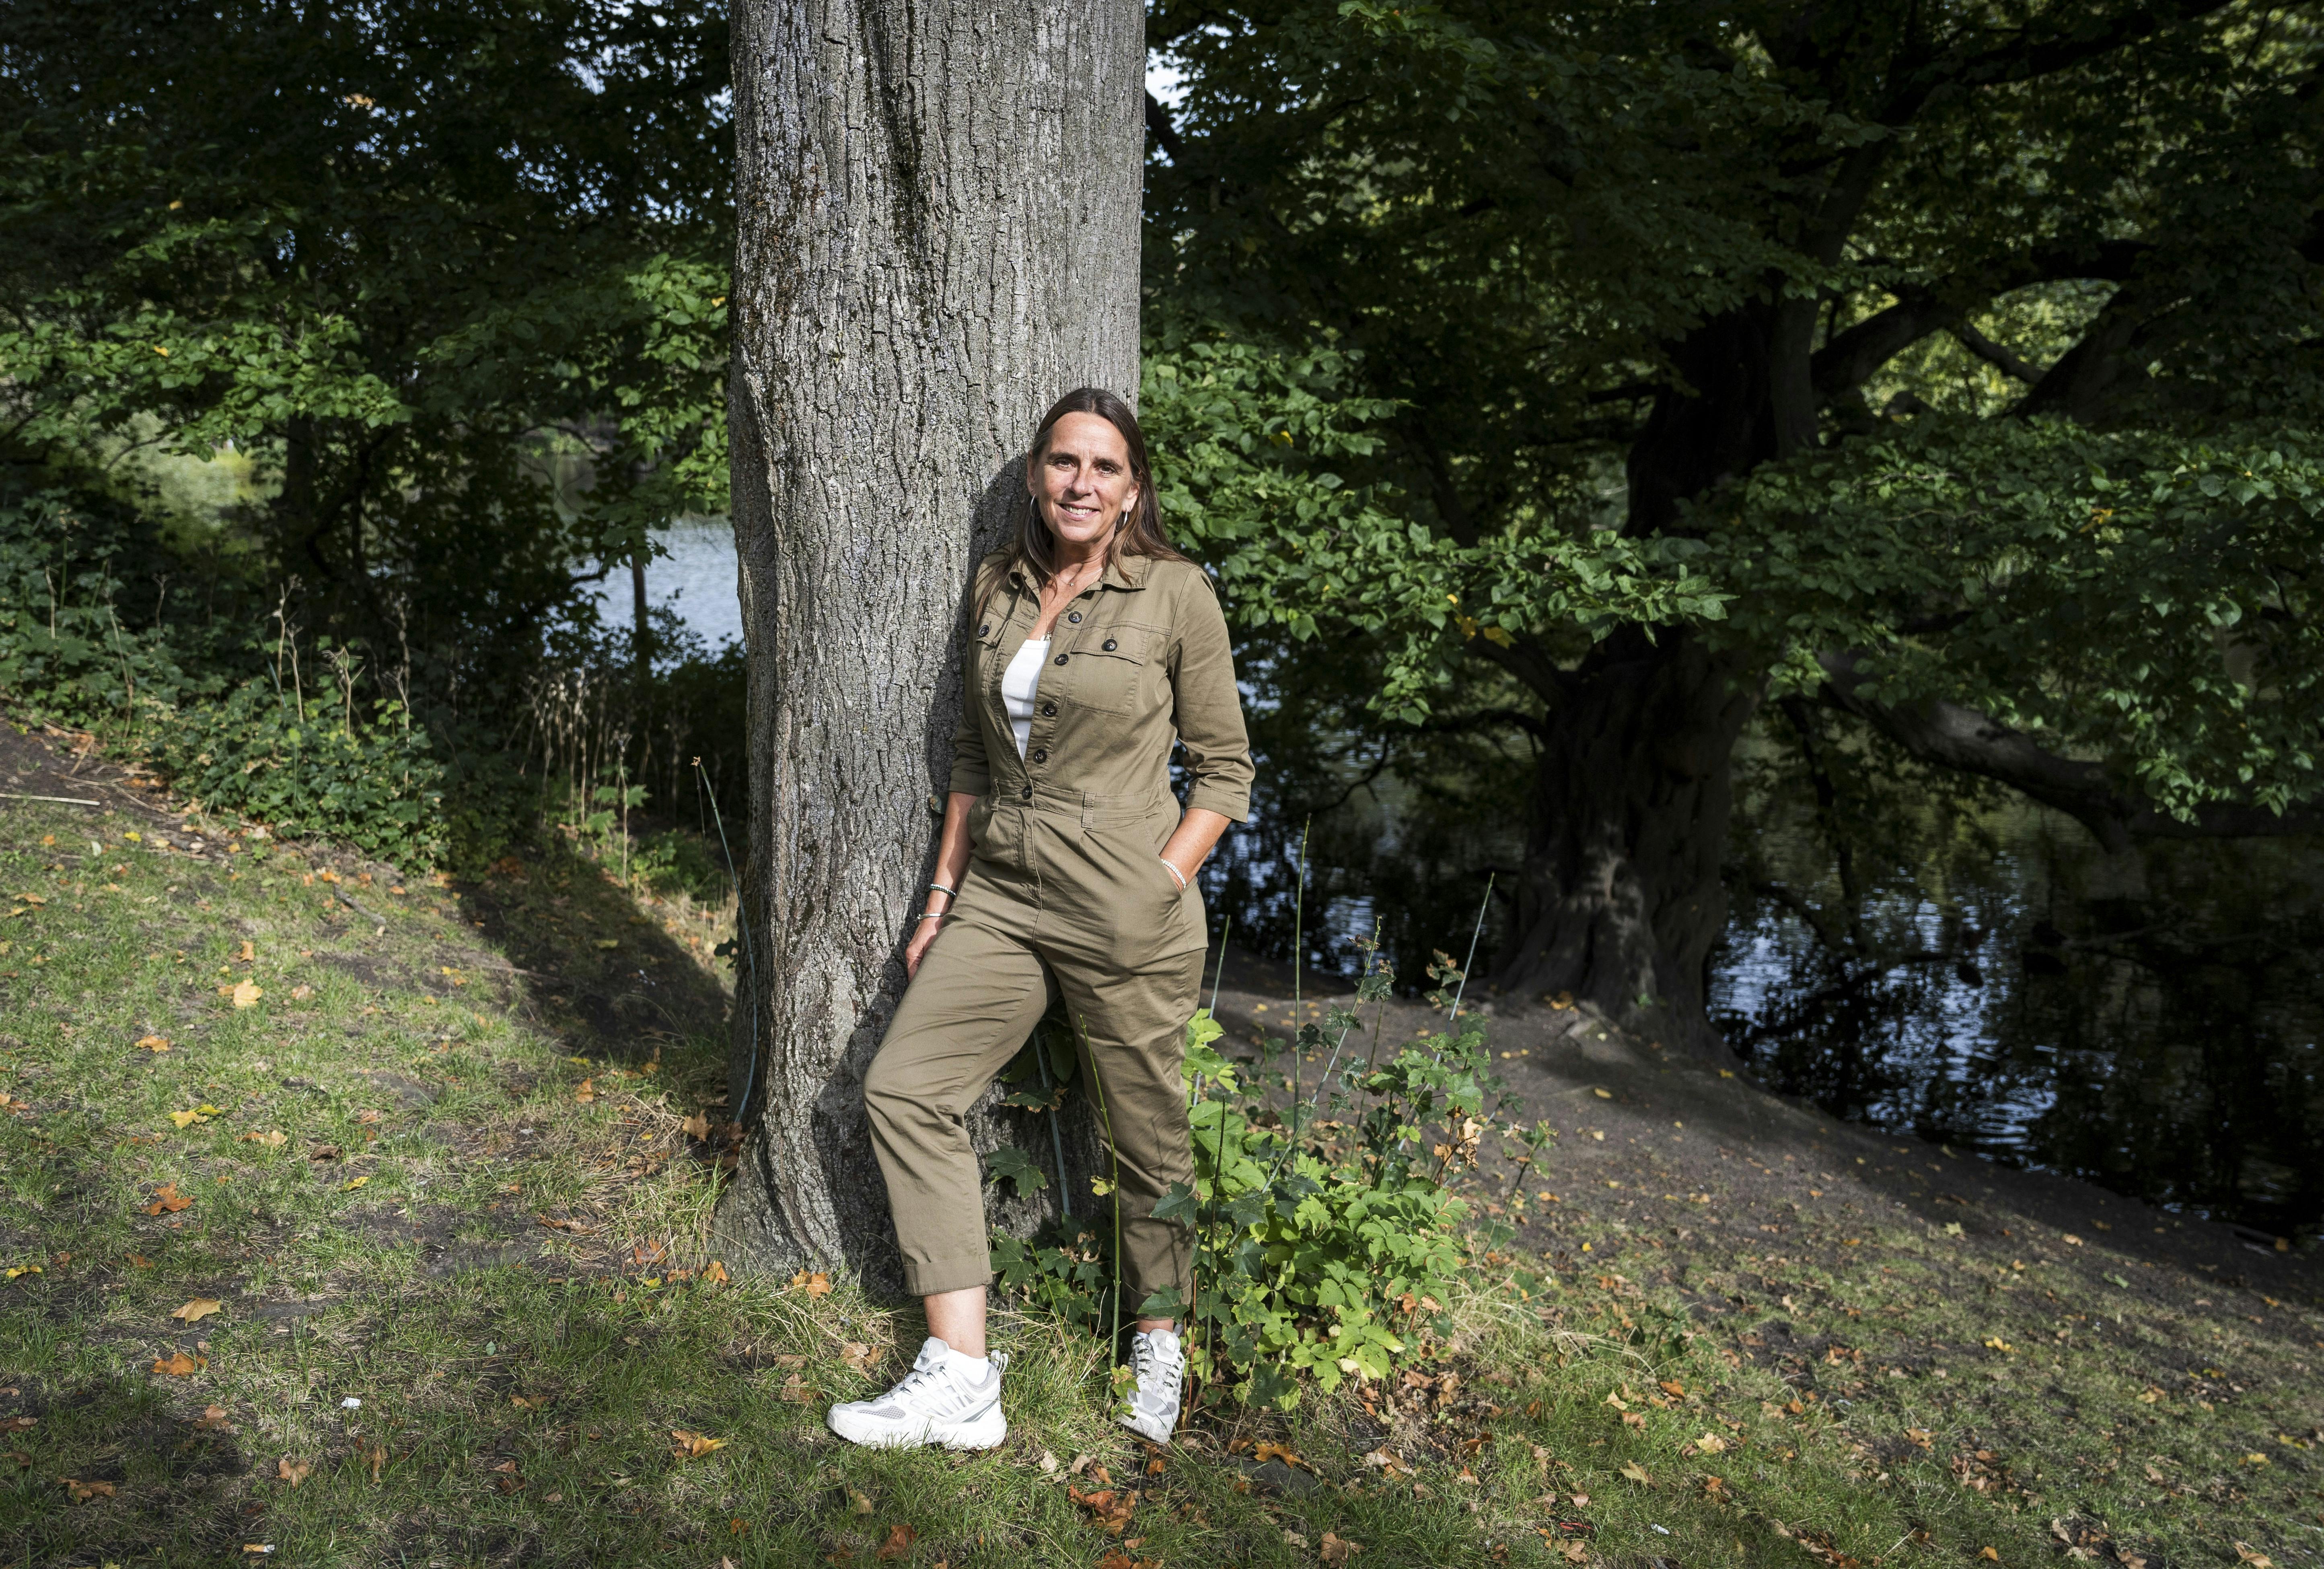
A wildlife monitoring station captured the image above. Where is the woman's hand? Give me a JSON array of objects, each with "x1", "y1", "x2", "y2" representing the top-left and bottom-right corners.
[{"x1": 905, "y1": 916, "x2": 943, "y2": 979}]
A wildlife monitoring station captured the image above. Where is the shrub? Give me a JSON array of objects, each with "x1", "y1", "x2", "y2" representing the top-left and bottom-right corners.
[
  {"x1": 990, "y1": 950, "x2": 1537, "y2": 1411},
  {"x1": 149, "y1": 679, "x2": 446, "y2": 865}
]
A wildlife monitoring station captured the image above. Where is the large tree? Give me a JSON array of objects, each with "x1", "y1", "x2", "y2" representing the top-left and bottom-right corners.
[
  {"x1": 1141, "y1": 0, "x2": 2324, "y2": 1055},
  {"x1": 715, "y1": 0, "x2": 1145, "y2": 1285}
]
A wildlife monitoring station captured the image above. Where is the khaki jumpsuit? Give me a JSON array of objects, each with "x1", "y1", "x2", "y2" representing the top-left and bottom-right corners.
[{"x1": 863, "y1": 551, "x2": 1253, "y2": 1303}]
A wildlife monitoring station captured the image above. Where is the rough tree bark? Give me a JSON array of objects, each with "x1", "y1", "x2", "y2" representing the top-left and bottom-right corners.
[{"x1": 716, "y1": 0, "x2": 1143, "y2": 1291}]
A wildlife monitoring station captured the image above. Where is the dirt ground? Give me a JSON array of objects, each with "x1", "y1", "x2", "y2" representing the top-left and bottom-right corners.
[{"x1": 1208, "y1": 939, "x2": 2318, "y2": 1304}]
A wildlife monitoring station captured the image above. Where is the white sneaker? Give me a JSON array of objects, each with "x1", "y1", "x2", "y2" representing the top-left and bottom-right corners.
[
  {"x1": 827, "y1": 1337, "x2": 1008, "y2": 1450},
  {"x1": 1118, "y1": 1327, "x2": 1184, "y2": 1444}
]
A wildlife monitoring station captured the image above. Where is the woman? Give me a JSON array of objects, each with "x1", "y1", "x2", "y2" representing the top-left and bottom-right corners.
[{"x1": 827, "y1": 387, "x2": 1252, "y2": 1452}]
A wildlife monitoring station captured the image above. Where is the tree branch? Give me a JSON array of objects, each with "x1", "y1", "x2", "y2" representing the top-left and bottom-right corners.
[
  {"x1": 1817, "y1": 651, "x2": 2324, "y2": 852},
  {"x1": 1144, "y1": 91, "x2": 1186, "y2": 165},
  {"x1": 1950, "y1": 320, "x2": 2043, "y2": 382}
]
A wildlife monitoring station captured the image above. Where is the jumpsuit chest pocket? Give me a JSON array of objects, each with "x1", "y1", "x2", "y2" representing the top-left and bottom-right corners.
[{"x1": 1056, "y1": 624, "x2": 1158, "y2": 717}]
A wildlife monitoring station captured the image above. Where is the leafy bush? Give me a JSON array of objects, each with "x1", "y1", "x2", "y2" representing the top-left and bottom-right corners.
[
  {"x1": 991, "y1": 951, "x2": 1539, "y2": 1411},
  {"x1": 150, "y1": 679, "x2": 446, "y2": 865}
]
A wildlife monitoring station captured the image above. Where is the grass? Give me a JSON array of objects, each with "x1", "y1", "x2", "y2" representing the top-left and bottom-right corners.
[{"x1": 1, "y1": 765, "x2": 2320, "y2": 1567}]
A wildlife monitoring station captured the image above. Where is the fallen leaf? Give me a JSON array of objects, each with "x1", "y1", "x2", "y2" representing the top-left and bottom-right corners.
[
  {"x1": 136, "y1": 1035, "x2": 170, "y2": 1052},
  {"x1": 2234, "y1": 1547, "x2": 2274, "y2": 1569},
  {"x1": 290, "y1": 984, "x2": 314, "y2": 1000},
  {"x1": 231, "y1": 980, "x2": 262, "y2": 1009},
  {"x1": 1658, "y1": 1379, "x2": 1685, "y2": 1397},
  {"x1": 169, "y1": 1110, "x2": 208, "y2": 1129},
  {"x1": 1068, "y1": 1484, "x2": 1136, "y2": 1535},
  {"x1": 682, "y1": 1112, "x2": 711, "y2": 1140},
  {"x1": 790, "y1": 1270, "x2": 832, "y2": 1296},
  {"x1": 0, "y1": 1417, "x2": 32, "y2": 1433},
  {"x1": 129, "y1": 1254, "x2": 153, "y2": 1268},
  {"x1": 874, "y1": 1524, "x2": 916, "y2": 1561},
  {"x1": 1695, "y1": 1433, "x2": 1728, "y2": 1454},
  {"x1": 1619, "y1": 1462, "x2": 1651, "y2": 1485},
  {"x1": 364, "y1": 1441, "x2": 386, "y2": 1480},
  {"x1": 241, "y1": 1130, "x2": 288, "y2": 1148},
  {"x1": 277, "y1": 1457, "x2": 311, "y2": 1488},
  {"x1": 196, "y1": 1406, "x2": 236, "y2": 1434},
  {"x1": 151, "y1": 1352, "x2": 201, "y2": 1376},
  {"x1": 702, "y1": 1260, "x2": 730, "y2": 1284},
  {"x1": 1980, "y1": 1551, "x2": 2000, "y2": 1563},
  {"x1": 671, "y1": 1429, "x2": 727, "y2": 1459},
  {"x1": 340, "y1": 1176, "x2": 370, "y2": 1192},
  {"x1": 574, "y1": 1078, "x2": 596, "y2": 1103},
  {"x1": 841, "y1": 1342, "x2": 880, "y2": 1374},
  {"x1": 171, "y1": 1298, "x2": 223, "y2": 1323},
  {"x1": 62, "y1": 1477, "x2": 116, "y2": 1502},
  {"x1": 1321, "y1": 1531, "x2": 1363, "y2": 1566},
  {"x1": 1569, "y1": 1492, "x2": 1589, "y2": 1507},
  {"x1": 1254, "y1": 1442, "x2": 1302, "y2": 1468}
]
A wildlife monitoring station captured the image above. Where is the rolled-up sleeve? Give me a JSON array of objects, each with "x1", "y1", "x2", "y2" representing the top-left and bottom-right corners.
[
  {"x1": 1170, "y1": 572, "x2": 1254, "y2": 822},
  {"x1": 948, "y1": 686, "x2": 992, "y2": 798}
]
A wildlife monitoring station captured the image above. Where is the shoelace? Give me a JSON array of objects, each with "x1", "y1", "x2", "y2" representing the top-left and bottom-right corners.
[
  {"x1": 1131, "y1": 1335, "x2": 1181, "y2": 1391},
  {"x1": 885, "y1": 1355, "x2": 949, "y2": 1403}
]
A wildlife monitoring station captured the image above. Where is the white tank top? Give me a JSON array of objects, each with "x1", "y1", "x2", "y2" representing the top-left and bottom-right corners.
[{"x1": 1001, "y1": 639, "x2": 1050, "y2": 759}]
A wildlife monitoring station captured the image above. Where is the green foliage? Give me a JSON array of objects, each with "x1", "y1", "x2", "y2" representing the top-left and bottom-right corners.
[
  {"x1": 1142, "y1": 326, "x2": 1730, "y2": 725},
  {"x1": 1147, "y1": 0, "x2": 2324, "y2": 904},
  {"x1": 1713, "y1": 417, "x2": 2324, "y2": 818},
  {"x1": 991, "y1": 951, "x2": 1532, "y2": 1410},
  {"x1": 150, "y1": 681, "x2": 445, "y2": 864}
]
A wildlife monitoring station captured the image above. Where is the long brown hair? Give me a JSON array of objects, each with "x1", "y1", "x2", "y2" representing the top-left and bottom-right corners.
[{"x1": 975, "y1": 387, "x2": 1188, "y2": 620}]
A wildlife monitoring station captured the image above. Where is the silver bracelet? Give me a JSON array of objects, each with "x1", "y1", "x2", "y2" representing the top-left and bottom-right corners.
[
  {"x1": 915, "y1": 911, "x2": 946, "y2": 922},
  {"x1": 928, "y1": 881, "x2": 958, "y2": 898}
]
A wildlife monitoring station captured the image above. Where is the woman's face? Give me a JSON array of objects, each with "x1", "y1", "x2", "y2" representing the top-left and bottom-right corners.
[{"x1": 1030, "y1": 412, "x2": 1138, "y2": 551}]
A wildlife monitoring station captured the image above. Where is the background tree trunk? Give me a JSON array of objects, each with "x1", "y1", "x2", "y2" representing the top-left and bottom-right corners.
[
  {"x1": 1493, "y1": 311, "x2": 1779, "y2": 1060},
  {"x1": 716, "y1": 0, "x2": 1143, "y2": 1291}
]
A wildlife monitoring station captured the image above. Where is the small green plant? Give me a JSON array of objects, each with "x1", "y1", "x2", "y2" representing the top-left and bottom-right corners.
[
  {"x1": 150, "y1": 679, "x2": 447, "y2": 863},
  {"x1": 991, "y1": 941, "x2": 1532, "y2": 1412}
]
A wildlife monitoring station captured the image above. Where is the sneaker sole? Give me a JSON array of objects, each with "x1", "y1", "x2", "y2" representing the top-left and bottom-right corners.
[
  {"x1": 1118, "y1": 1408, "x2": 1176, "y2": 1445},
  {"x1": 828, "y1": 1404, "x2": 1008, "y2": 1451}
]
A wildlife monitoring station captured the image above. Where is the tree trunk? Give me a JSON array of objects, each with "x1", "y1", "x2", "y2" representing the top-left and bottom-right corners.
[
  {"x1": 1493, "y1": 627, "x2": 1758, "y2": 1058},
  {"x1": 1491, "y1": 311, "x2": 1781, "y2": 1059},
  {"x1": 716, "y1": 0, "x2": 1144, "y2": 1293}
]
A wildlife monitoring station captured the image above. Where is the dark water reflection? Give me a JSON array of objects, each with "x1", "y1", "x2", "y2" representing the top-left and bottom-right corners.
[
  {"x1": 1712, "y1": 817, "x2": 2324, "y2": 1240},
  {"x1": 1202, "y1": 778, "x2": 2323, "y2": 1241}
]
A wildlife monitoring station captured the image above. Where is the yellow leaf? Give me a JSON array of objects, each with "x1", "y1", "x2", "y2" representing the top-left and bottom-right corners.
[
  {"x1": 238, "y1": 941, "x2": 255, "y2": 962},
  {"x1": 670, "y1": 1429, "x2": 727, "y2": 1459},
  {"x1": 681, "y1": 1112, "x2": 711, "y2": 1140},
  {"x1": 171, "y1": 1298, "x2": 223, "y2": 1323},
  {"x1": 169, "y1": 1110, "x2": 206, "y2": 1128},
  {"x1": 277, "y1": 1456, "x2": 311, "y2": 1487},
  {"x1": 790, "y1": 1270, "x2": 832, "y2": 1296},
  {"x1": 340, "y1": 1176, "x2": 369, "y2": 1192},
  {"x1": 1592, "y1": 1087, "x2": 1612, "y2": 1099},
  {"x1": 151, "y1": 1351, "x2": 202, "y2": 1376},
  {"x1": 4, "y1": 1265, "x2": 40, "y2": 1279},
  {"x1": 703, "y1": 1260, "x2": 730, "y2": 1284},
  {"x1": 241, "y1": 1130, "x2": 288, "y2": 1148},
  {"x1": 1619, "y1": 1461, "x2": 1651, "y2": 1485},
  {"x1": 1695, "y1": 1433, "x2": 1728, "y2": 1454},
  {"x1": 1983, "y1": 1337, "x2": 2013, "y2": 1352},
  {"x1": 231, "y1": 980, "x2": 262, "y2": 1009},
  {"x1": 136, "y1": 1035, "x2": 171, "y2": 1052}
]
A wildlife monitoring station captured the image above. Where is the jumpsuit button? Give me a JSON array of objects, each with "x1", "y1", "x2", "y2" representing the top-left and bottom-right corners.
[
  {"x1": 1020, "y1": 784, "x2": 1033, "y2": 799},
  {"x1": 1053, "y1": 653, "x2": 1068, "y2": 666},
  {"x1": 1067, "y1": 611, "x2": 1082, "y2": 624},
  {"x1": 1102, "y1": 638, "x2": 1118, "y2": 651},
  {"x1": 976, "y1": 624, "x2": 989, "y2": 636},
  {"x1": 1031, "y1": 747, "x2": 1047, "y2": 764},
  {"x1": 1040, "y1": 702, "x2": 1057, "y2": 717}
]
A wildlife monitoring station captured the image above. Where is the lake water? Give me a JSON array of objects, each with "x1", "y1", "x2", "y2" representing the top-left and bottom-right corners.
[
  {"x1": 591, "y1": 518, "x2": 745, "y2": 653},
  {"x1": 635, "y1": 525, "x2": 2321, "y2": 1239}
]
